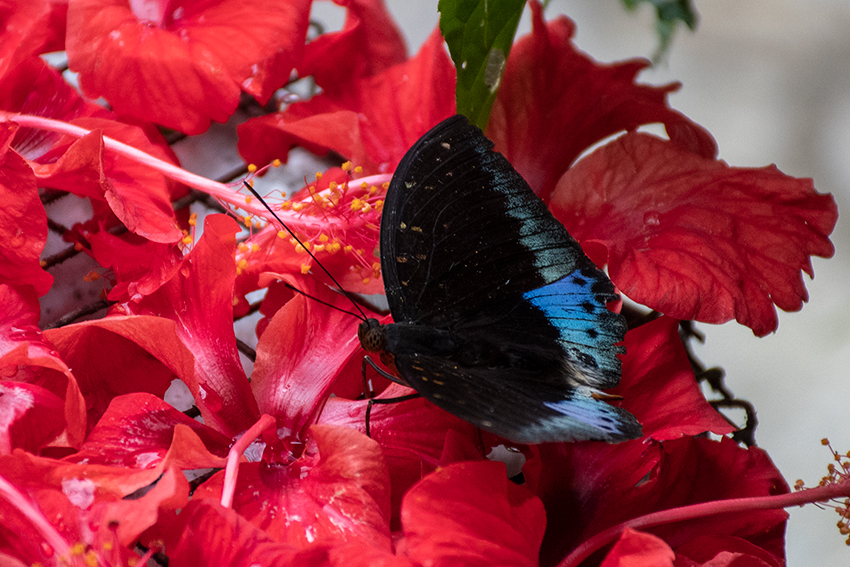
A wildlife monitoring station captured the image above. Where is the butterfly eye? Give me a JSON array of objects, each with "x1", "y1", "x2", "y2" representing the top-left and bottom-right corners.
[{"x1": 358, "y1": 318, "x2": 386, "y2": 353}]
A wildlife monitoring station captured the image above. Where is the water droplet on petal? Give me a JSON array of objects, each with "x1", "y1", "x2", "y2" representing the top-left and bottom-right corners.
[
  {"x1": 41, "y1": 541, "x2": 54, "y2": 557},
  {"x1": 643, "y1": 211, "x2": 661, "y2": 226}
]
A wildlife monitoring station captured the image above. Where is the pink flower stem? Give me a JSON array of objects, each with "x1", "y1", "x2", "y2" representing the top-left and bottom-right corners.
[
  {"x1": 8, "y1": 113, "x2": 236, "y2": 201},
  {"x1": 6, "y1": 113, "x2": 390, "y2": 231},
  {"x1": 220, "y1": 414, "x2": 276, "y2": 509},
  {"x1": 559, "y1": 480, "x2": 850, "y2": 567}
]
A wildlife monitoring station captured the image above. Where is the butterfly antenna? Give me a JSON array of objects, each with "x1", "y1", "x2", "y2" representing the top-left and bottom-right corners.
[
  {"x1": 242, "y1": 181, "x2": 369, "y2": 322},
  {"x1": 281, "y1": 282, "x2": 365, "y2": 319}
]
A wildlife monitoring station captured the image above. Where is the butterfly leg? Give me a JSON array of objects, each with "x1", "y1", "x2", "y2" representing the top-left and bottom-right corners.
[
  {"x1": 362, "y1": 355, "x2": 409, "y2": 390},
  {"x1": 365, "y1": 393, "x2": 422, "y2": 438}
]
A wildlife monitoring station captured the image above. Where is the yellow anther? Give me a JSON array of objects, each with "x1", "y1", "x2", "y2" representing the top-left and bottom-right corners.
[
  {"x1": 277, "y1": 230, "x2": 286, "y2": 239},
  {"x1": 375, "y1": 200, "x2": 384, "y2": 212},
  {"x1": 292, "y1": 203, "x2": 304, "y2": 212},
  {"x1": 280, "y1": 201, "x2": 292, "y2": 210},
  {"x1": 245, "y1": 195, "x2": 253, "y2": 204},
  {"x1": 188, "y1": 212, "x2": 198, "y2": 226},
  {"x1": 342, "y1": 161, "x2": 352, "y2": 171},
  {"x1": 301, "y1": 264, "x2": 311, "y2": 274},
  {"x1": 354, "y1": 166, "x2": 363, "y2": 174},
  {"x1": 344, "y1": 245, "x2": 353, "y2": 253},
  {"x1": 272, "y1": 159, "x2": 281, "y2": 167},
  {"x1": 237, "y1": 242, "x2": 248, "y2": 252},
  {"x1": 247, "y1": 163, "x2": 258, "y2": 173},
  {"x1": 251, "y1": 243, "x2": 259, "y2": 252},
  {"x1": 242, "y1": 215, "x2": 252, "y2": 226},
  {"x1": 362, "y1": 277, "x2": 370, "y2": 284},
  {"x1": 319, "y1": 234, "x2": 329, "y2": 242},
  {"x1": 350, "y1": 198, "x2": 364, "y2": 211},
  {"x1": 181, "y1": 235, "x2": 193, "y2": 245},
  {"x1": 315, "y1": 172, "x2": 323, "y2": 180},
  {"x1": 313, "y1": 244, "x2": 325, "y2": 253}
]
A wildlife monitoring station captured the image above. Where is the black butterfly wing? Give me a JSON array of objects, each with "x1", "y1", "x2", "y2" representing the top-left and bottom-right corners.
[
  {"x1": 379, "y1": 115, "x2": 640, "y2": 443},
  {"x1": 391, "y1": 348, "x2": 638, "y2": 444}
]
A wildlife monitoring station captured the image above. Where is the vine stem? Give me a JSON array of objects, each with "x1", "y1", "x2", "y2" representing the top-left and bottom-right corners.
[{"x1": 559, "y1": 480, "x2": 850, "y2": 567}]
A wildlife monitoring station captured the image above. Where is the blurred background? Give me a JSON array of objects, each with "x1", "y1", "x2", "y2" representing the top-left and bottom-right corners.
[{"x1": 363, "y1": 0, "x2": 849, "y2": 562}]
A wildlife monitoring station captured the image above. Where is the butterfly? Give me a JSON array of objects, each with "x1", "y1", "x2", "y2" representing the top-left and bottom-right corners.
[{"x1": 357, "y1": 114, "x2": 641, "y2": 444}]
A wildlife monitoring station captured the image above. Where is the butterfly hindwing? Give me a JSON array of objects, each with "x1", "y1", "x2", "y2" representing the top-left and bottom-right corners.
[{"x1": 376, "y1": 114, "x2": 641, "y2": 443}]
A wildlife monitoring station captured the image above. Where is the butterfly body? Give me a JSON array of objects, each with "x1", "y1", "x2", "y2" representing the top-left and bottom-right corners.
[{"x1": 360, "y1": 115, "x2": 641, "y2": 444}]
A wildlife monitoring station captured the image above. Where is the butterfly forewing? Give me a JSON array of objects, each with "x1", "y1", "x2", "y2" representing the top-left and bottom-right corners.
[{"x1": 376, "y1": 115, "x2": 640, "y2": 443}]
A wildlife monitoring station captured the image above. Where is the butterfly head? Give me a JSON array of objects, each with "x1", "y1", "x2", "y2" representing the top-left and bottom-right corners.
[{"x1": 358, "y1": 318, "x2": 386, "y2": 353}]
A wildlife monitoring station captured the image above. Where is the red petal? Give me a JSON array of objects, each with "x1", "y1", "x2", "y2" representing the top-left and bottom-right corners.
[
  {"x1": 193, "y1": 425, "x2": 392, "y2": 550},
  {"x1": 43, "y1": 316, "x2": 184, "y2": 436},
  {"x1": 674, "y1": 536, "x2": 783, "y2": 567},
  {"x1": 0, "y1": 451, "x2": 191, "y2": 563},
  {"x1": 33, "y1": 122, "x2": 183, "y2": 243},
  {"x1": 0, "y1": 123, "x2": 52, "y2": 295},
  {"x1": 238, "y1": 27, "x2": 455, "y2": 173},
  {"x1": 488, "y1": 2, "x2": 716, "y2": 200},
  {"x1": 1, "y1": 57, "x2": 109, "y2": 159},
  {"x1": 600, "y1": 528, "x2": 675, "y2": 567},
  {"x1": 87, "y1": 230, "x2": 183, "y2": 301},
  {"x1": 90, "y1": 465, "x2": 189, "y2": 547},
  {"x1": 617, "y1": 317, "x2": 734, "y2": 440},
  {"x1": 130, "y1": 215, "x2": 260, "y2": 437},
  {"x1": 0, "y1": 284, "x2": 85, "y2": 447},
  {"x1": 525, "y1": 437, "x2": 788, "y2": 565},
  {"x1": 0, "y1": 0, "x2": 64, "y2": 76},
  {"x1": 189, "y1": 0, "x2": 310, "y2": 104},
  {"x1": 551, "y1": 133, "x2": 838, "y2": 336},
  {"x1": 320, "y1": 384, "x2": 483, "y2": 530},
  {"x1": 298, "y1": 0, "x2": 407, "y2": 93},
  {"x1": 0, "y1": 381, "x2": 65, "y2": 454},
  {"x1": 64, "y1": 393, "x2": 230, "y2": 469},
  {"x1": 251, "y1": 277, "x2": 366, "y2": 437},
  {"x1": 166, "y1": 500, "x2": 300, "y2": 567},
  {"x1": 66, "y1": 0, "x2": 310, "y2": 134},
  {"x1": 398, "y1": 461, "x2": 546, "y2": 566}
]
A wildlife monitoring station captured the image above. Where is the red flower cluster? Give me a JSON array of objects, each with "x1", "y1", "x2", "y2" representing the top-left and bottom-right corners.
[{"x1": 0, "y1": 0, "x2": 842, "y2": 566}]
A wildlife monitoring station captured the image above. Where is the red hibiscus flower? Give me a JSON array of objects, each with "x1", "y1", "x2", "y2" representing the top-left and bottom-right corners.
[
  {"x1": 66, "y1": 0, "x2": 311, "y2": 134},
  {"x1": 0, "y1": 1, "x2": 845, "y2": 566}
]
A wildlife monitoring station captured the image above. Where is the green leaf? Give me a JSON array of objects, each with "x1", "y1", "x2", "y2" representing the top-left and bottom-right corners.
[
  {"x1": 621, "y1": 0, "x2": 698, "y2": 62},
  {"x1": 438, "y1": 0, "x2": 526, "y2": 130}
]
